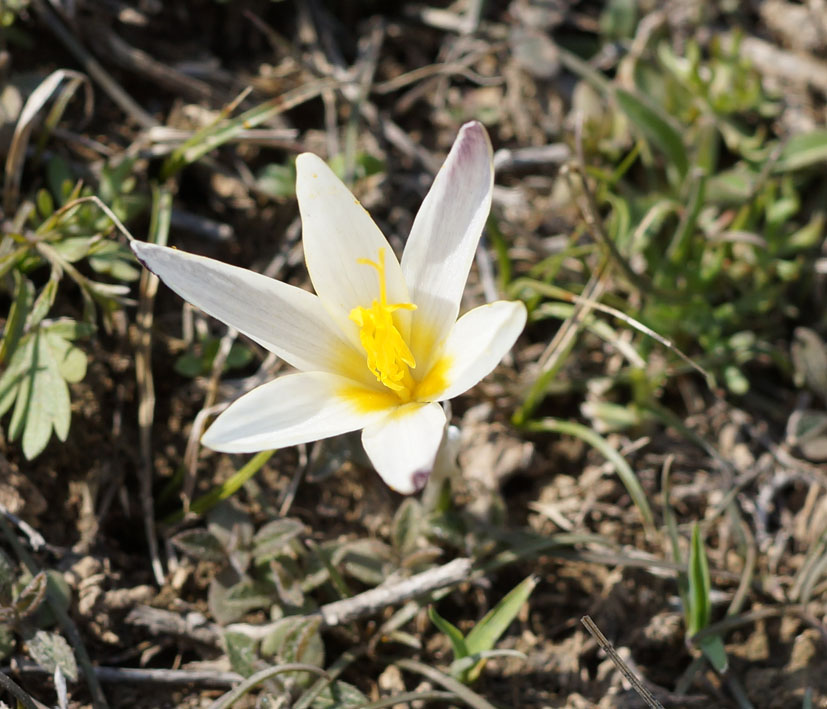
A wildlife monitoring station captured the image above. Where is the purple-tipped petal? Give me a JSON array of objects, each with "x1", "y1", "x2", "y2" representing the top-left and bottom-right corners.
[
  {"x1": 401, "y1": 121, "x2": 494, "y2": 370},
  {"x1": 361, "y1": 402, "x2": 447, "y2": 494}
]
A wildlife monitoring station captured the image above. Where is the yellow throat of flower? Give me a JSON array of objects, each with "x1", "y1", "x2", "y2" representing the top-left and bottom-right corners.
[{"x1": 349, "y1": 249, "x2": 417, "y2": 397}]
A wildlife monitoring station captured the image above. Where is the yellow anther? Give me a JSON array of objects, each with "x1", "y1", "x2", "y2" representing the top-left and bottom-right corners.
[{"x1": 349, "y1": 249, "x2": 417, "y2": 396}]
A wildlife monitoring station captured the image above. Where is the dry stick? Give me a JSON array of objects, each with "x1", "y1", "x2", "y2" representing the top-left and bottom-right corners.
[
  {"x1": 100, "y1": 29, "x2": 219, "y2": 103},
  {"x1": 0, "y1": 502, "x2": 47, "y2": 552},
  {"x1": 372, "y1": 47, "x2": 505, "y2": 94},
  {"x1": 0, "y1": 516, "x2": 109, "y2": 709},
  {"x1": 135, "y1": 185, "x2": 173, "y2": 585},
  {"x1": 315, "y1": 557, "x2": 472, "y2": 628},
  {"x1": 3, "y1": 69, "x2": 92, "y2": 215},
  {"x1": 125, "y1": 605, "x2": 222, "y2": 648},
  {"x1": 129, "y1": 558, "x2": 474, "y2": 647},
  {"x1": 181, "y1": 327, "x2": 238, "y2": 510},
  {"x1": 30, "y1": 0, "x2": 157, "y2": 129},
  {"x1": 12, "y1": 661, "x2": 243, "y2": 688},
  {"x1": 581, "y1": 615, "x2": 665, "y2": 709}
]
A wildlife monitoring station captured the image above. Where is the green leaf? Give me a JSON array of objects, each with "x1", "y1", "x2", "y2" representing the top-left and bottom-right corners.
[
  {"x1": 36, "y1": 188, "x2": 54, "y2": 218},
  {"x1": 706, "y1": 167, "x2": 758, "y2": 205},
  {"x1": 0, "y1": 625, "x2": 14, "y2": 662},
  {"x1": 261, "y1": 616, "x2": 324, "y2": 688},
  {"x1": 172, "y1": 529, "x2": 227, "y2": 563},
  {"x1": 173, "y1": 351, "x2": 204, "y2": 378},
  {"x1": 699, "y1": 634, "x2": 728, "y2": 673},
  {"x1": 208, "y1": 570, "x2": 273, "y2": 625},
  {"x1": 428, "y1": 606, "x2": 469, "y2": 660},
  {"x1": 28, "y1": 278, "x2": 59, "y2": 330},
  {"x1": 26, "y1": 630, "x2": 78, "y2": 682},
  {"x1": 46, "y1": 154, "x2": 73, "y2": 203},
  {"x1": 226, "y1": 341, "x2": 254, "y2": 370},
  {"x1": 44, "y1": 331, "x2": 87, "y2": 383},
  {"x1": 0, "y1": 272, "x2": 34, "y2": 367},
  {"x1": 465, "y1": 574, "x2": 537, "y2": 659},
  {"x1": 723, "y1": 364, "x2": 749, "y2": 395},
  {"x1": 8, "y1": 328, "x2": 78, "y2": 459},
  {"x1": 600, "y1": 0, "x2": 637, "y2": 39},
  {"x1": 0, "y1": 549, "x2": 14, "y2": 604},
  {"x1": 687, "y1": 523, "x2": 711, "y2": 635},
  {"x1": 615, "y1": 88, "x2": 688, "y2": 179},
  {"x1": 774, "y1": 130, "x2": 827, "y2": 172},
  {"x1": 256, "y1": 162, "x2": 297, "y2": 198},
  {"x1": 391, "y1": 497, "x2": 422, "y2": 557},
  {"x1": 252, "y1": 518, "x2": 304, "y2": 563},
  {"x1": 0, "y1": 243, "x2": 31, "y2": 282},
  {"x1": 224, "y1": 631, "x2": 258, "y2": 678},
  {"x1": 50, "y1": 236, "x2": 94, "y2": 263},
  {"x1": 333, "y1": 539, "x2": 393, "y2": 586},
  {"x1": 310, "y1": 680, "x2": 368, "y2": 708},
  {"x1": 328, "y1": 152, "x2": 385, "y2": 182},
  {"x1": 87, "y1": 240, "x2": 141, "y2": 282},
  {"x1": 43, "y1": 318, "x2": 96, "y2": 341},
  {"x1": 0, "y1": 336, "x2": 32, "y2": 419},
  {"x1": 175, "y1": 336, "x2": 254, "y2": 378},
  {"x1": 449, "y1": 648, "x2": 527, "y2": 678},
  {"x1": 25, "y1": 336, "x2": 71, "y2": 455},
  {"x1": 268, "y1": 557, "x2": 305, "y2": 608},
  {"x1": 787, "y1": 213, "x2": 825, "y2": 252},
  {"x1": 667, "y1": 170, "x2": 706, "y2": 265}
]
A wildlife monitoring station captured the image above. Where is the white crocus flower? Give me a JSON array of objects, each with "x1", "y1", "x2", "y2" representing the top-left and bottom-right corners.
[{"x1": 132, "y1": 121, "x2": 526, "y2": 494}]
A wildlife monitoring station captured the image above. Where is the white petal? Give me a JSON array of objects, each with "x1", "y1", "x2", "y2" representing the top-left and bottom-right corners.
[
  {"x1": 401, "y1": 121, "x2": 494, "y2": 368},
  {"x1": 295, "y1": 153, "x2": 410, "y2": 335},
  {"x1": 132, "y1": 242, "x2": 366, "y2": 379},
  {"x1": 202, "y1": 371, "x2": 391, "y2": 453},
  {"x1": 421, "y1": 300, "x2": 526, "y2": 402},
  {"x1": 361, "y1": 402, "x2": 447, "y2": 494}
]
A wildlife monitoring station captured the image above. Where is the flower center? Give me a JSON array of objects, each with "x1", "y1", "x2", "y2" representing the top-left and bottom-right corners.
[{"x1": 349, "y1": 248, "x2": 417, "y2": 397}]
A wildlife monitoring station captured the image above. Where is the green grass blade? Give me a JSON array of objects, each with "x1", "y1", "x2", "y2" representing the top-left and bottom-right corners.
[
  {"x1": 524, "y1": 418, "x2": 655, "y2": 533},
  {"x1": 465, "y1": 575, "x2": 537, "y2": 658},
  {"x1": 687, "y1": 523, "x2": 710, "y2": 635},
  {"x1": 161, "y1": 80, "x2": 335, "y2": 179},
  {"x1": 774, "y1": 129, "x2": 827, "y2": 172},
  {"x1": 162, "y1": 449, "x2": 275, "y2": 524},
  {"x1": 428, "y1": 606, "x2": 469, "y2": 661},
  {"x1": 615, "y1": 88, "x2": 688, "y2": 179}
]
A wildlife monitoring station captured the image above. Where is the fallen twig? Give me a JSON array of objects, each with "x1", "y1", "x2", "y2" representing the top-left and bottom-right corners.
[
  {"x1": 10, "y1": 660, "x2": 243, "y2": 688},
  {"x1": 316, "y1": 557, "x2": 472, "y2": 628}
]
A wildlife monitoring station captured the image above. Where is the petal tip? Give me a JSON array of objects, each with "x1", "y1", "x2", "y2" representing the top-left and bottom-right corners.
[
  {"x1": 130, "y1": 241, "x2": 157, "y2": 273},
  {"x1": 411, "y1": 469, "x2": 430, "y2": 492},
  {"x1": 457, "y1": 120, "x2": 493, "y2": 158},
  {"x1": 296, "y1": 152, "x2": 326, "y2": 175},
  {"x1": 384, "y1": 468, "x2": 430, "y2": 495}
]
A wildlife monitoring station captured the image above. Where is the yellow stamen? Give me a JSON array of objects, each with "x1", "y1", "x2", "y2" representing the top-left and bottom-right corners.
[{"x1": 349, "y1": 249, "x2": 417, "y2": 397}]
